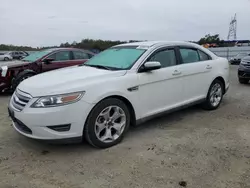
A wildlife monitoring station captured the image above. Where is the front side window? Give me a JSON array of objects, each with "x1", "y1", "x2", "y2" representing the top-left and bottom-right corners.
[
  {"x1": 198, "y1": 50, "x2": 210, "y2": 61},
  {"x1": 85, "y1": 47, "x2": 146, "y2": 70},
  {"x1": 180, "y1": 48, "x2": 199, "y2": 64},
  {"x1": 73, "y1": 51, "x2": 89, "y2": 60},
  {"x1": 148, "y1": 49, "x2": 176, "y2": 68}
]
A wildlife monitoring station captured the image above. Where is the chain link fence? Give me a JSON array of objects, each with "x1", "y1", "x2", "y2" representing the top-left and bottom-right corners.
[{"x1": 209, "y1": 46, "x2": 250, "y2": 59}]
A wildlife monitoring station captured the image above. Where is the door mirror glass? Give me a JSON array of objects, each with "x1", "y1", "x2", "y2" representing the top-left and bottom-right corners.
[
  {"x1": 43, "y1": 58, "x2": 54, "y2": 64},
  {"x1": 141, "y1": 61, "x2": 161, "y2": 72}
]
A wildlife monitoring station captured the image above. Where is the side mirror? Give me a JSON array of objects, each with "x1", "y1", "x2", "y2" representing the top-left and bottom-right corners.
[
  {"x1": 139, "y1": 61, "x2": 161, "y2": 72},
  {"x1": 43, "y1": 58, "x2": 54, "y2": 64}
]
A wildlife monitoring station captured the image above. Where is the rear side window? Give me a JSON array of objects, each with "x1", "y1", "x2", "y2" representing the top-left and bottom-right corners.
[
  {"x1": 148, "y1": 49, "x2": 176, "y2": 68},
  {"x1": 198, "y1": 50, "x2": 210, "y2": 61},
  {"x1": 48, "y1": 51, "x2": 71, "y2": 61},
  {"x1": 73, "y1": 51, "x2": 89, "y2": 60},
  {"x1": 180, "y1": 48, "x2": 199, "y2": 64}
]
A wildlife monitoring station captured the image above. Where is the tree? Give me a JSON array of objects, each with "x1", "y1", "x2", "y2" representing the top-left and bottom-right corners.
[{"x1": 198, "y1": 34, "x2": 221, "y2": 45}]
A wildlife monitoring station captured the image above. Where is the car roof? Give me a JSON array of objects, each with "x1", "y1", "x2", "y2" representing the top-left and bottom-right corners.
[
  {"x1": 115, "y1": 41, "x2": 199, "y2": 48},
  {"x1": 46, "y1": 48, "x2": 95, "y2": 54}
]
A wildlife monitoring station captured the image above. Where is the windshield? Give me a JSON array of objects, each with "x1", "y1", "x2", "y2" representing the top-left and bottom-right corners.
[
  {"x1": 84, "y1": 47, "x2": 146, "y2": 70},
  {"x1": 22, "y1": 49, "x2": 54, "y2": 62}
]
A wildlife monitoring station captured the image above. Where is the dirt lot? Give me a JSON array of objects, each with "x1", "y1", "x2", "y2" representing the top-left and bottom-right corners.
[{"x1": 0, "y1": 65, "x2": 250, "y2": 188}]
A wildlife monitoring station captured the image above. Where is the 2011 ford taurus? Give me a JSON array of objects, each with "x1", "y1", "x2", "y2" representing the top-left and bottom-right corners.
[{"x1": 8, "y1": 41, "x2": 230, "y2": 148}]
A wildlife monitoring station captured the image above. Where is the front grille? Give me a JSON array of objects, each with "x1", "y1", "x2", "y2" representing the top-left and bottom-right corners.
[{"x1": 11, "y1": 89, "x2": 32, "y2": 111}]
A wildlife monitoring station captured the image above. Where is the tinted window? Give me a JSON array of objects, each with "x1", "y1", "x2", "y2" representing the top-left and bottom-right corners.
[
  {"x1": 48, "y1": 51, "x2": 71, "y2": 61},
  {"x1": 73, "y1": 51, "x2": 89, "y2": 59},
  {"x1": 180, "y1": 48, "x2": 199, "y2": 64},
  {"x1": 198, "y1": 50, "x2": 210, "y2": 61},
  {"x1": 148, "y1": 49, "x2": 176, "y2": 68}
]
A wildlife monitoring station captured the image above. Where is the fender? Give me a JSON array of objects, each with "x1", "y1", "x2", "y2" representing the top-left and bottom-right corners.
[
  {"x1": 17, "y1": 69, "x2": 37, "y2": 76},
  {"x1": 12, "y1": 69, "x2": 37, "y2": 86}
]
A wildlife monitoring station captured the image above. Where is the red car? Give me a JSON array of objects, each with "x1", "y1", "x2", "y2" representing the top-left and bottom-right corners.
[{"x1": 0, "y1": 48, "x2": 94, "y2": 92}]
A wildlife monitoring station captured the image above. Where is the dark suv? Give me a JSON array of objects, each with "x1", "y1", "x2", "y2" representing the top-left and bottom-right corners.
[
  {"x1": 238, "y1": 56, "x2": 250, "y2": 84},
  {"x1": 0, "y1": 48, "x2": 94, "y2": 92}
]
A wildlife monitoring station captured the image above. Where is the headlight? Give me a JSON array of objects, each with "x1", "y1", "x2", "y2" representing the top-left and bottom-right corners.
[{"x1": 31, "y1": 92, "x2": 84, "y2": 108}]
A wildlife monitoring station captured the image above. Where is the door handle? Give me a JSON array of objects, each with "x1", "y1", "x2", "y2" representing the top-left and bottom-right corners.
[
  {"x1": 206, "y1": 65, "x2": 212, "y2": 69},
  {"x1": 172, "y1": 70, "x2": 181, "y2": 76}
]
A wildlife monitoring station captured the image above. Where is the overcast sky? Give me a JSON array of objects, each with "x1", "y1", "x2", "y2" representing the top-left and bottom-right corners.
[{"x1": 0, "y1": 0, "x2": 250, "y2": 47}]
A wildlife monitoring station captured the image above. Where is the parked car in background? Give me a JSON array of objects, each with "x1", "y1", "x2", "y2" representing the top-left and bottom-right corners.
[
  {"x1": 238, "y1": 56, "x2": 250, "y2": 84},
  {"x1": 8, "y1": 51, "x2": 29, "y2": 60},
  {"x1": 8, "y1": 41, "x2": 230, "y2": 148},
  {"x1": 0, "y1": 48, "x2": 94, "y2": 92},
  {"x1": 0, "y1": 52, "x2": 13, "y2": 61},
  {"x1": 230, "y1": 52, "x2": 250, "y2": 65}
]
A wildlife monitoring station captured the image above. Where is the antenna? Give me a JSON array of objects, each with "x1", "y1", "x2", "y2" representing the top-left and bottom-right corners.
[{"x1": 227, "y1": 13, "x2": 237, "y2": 40}]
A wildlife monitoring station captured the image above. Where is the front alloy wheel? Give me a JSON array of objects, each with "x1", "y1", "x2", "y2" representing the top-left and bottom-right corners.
[
  {"x1": 95, "y1": 106, "x2": 126, "y2": 143},
  {"x1": 84, "y1": 98, "x2": 130, "y2": 148}
]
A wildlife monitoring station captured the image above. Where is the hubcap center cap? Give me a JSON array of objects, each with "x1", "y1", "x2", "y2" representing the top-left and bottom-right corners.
[{"x1": 107, "y1": 121, "x2": 113, "y2": 127}]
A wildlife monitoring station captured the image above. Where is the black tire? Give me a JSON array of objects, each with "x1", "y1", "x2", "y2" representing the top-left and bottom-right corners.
[
  {"x1": 202, "y1": 79, "x2": 224, "y2": 110},
  {"x1": 239, "y1": 78, "x2": 249, "y2": 84},
  {"x1": 4, "y1": 57, "x2": 9, "y2": 61},
  {"x1": 84, "y1": 98, "x2": 130, "y2": 148},
  {"x1": 12, "y1": 72, "x2": 35, "y2": 90}
]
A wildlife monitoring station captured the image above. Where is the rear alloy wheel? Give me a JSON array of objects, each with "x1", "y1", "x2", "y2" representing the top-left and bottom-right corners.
[
  {"x1": 202, "y1": 79, "x2": 224, "y2": 110},
  {"x1": 4, "y1": 57, "x2": 9, "y2": 61},
  {"x1": 84, "y1": 98, "x2": 130, "y2": 148},
  {"x1": 239, "y1": 78, "x2": 249, "y2": 84}
]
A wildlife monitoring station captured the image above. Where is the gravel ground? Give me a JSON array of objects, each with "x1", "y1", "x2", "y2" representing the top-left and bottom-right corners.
[{"x1": 0, "y1": 65, "x2": 250, "y2": 188}]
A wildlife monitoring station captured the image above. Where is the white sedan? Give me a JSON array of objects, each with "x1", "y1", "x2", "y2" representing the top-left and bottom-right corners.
[
  {"x1": 8, "y1": 41, "x2": 230, "y2": 148},
  {"x1": 0, "y1": 52, "x2": 13, "y2": 61}
]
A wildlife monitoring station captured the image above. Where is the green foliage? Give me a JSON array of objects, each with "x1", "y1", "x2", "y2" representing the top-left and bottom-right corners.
[
  {"x1": 198, "y1": 34, "x2": 221, "y2": 45},
  {"x1": 0, "y1": 39, "x2": 142, "y2": 51}
]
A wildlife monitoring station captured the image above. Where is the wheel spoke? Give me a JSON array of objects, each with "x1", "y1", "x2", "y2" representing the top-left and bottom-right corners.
[
  {"x1": 111, "y1": 107, "x2": 123, "y2": 121},
  {"x1": 100, "y1": 106, "x2": 111, "y2": 120},
  {"x1": 100, "y1": 128, "x2": 113, "y2": 141},
  {"x1": 113, "y1": 122, "x2": 125, "y2": 135},
  {"x1": 215, "y1": 88, "x2": 222, "y2": 96},
  {"x1": 95, "y1": 121, "x2": 106, "y2": 136}
]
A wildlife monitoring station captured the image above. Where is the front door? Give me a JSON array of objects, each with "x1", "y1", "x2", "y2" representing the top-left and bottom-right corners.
[
  {"x1": 137, "y1": 47, "x2": 183, "y2": 119},
  {"x1": 42, "y1": 50, "x2": 73, "y2": 72}
]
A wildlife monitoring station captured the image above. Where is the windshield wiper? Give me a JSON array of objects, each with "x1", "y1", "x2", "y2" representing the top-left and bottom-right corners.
[{"x1": 84, "y1": 64, "x2": 112, "y2": 70}]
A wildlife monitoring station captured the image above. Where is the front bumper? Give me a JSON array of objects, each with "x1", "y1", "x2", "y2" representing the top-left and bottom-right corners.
[
  {"x1": 9, "y1": 96, "x2": 95, "y2": 140},
  {"x1": 238, "y1": 68, "x2": 250, "y2": 79}
]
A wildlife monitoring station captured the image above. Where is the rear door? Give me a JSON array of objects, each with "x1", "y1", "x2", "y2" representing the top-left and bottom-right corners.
[
  {"x1": 177, "y1": 47, "x2": 214, "y2": 103},
  {"x1": 42, "y1": 50, "x2": 73, "y2": 72},
  {"x1": 72, "y1": 50, "x2": 91, "y2": 65}
]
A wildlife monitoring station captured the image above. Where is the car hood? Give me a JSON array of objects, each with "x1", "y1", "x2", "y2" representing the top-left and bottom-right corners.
[
  {"x1": 242, "y1": 56, "x2": 250, "y2": 61},
  {"x1": 0, "y1": 60, "x2": 30, "y2": 68},
  {"x1": 18, "y1": 66, "x2": 127, "y2": 97}
]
